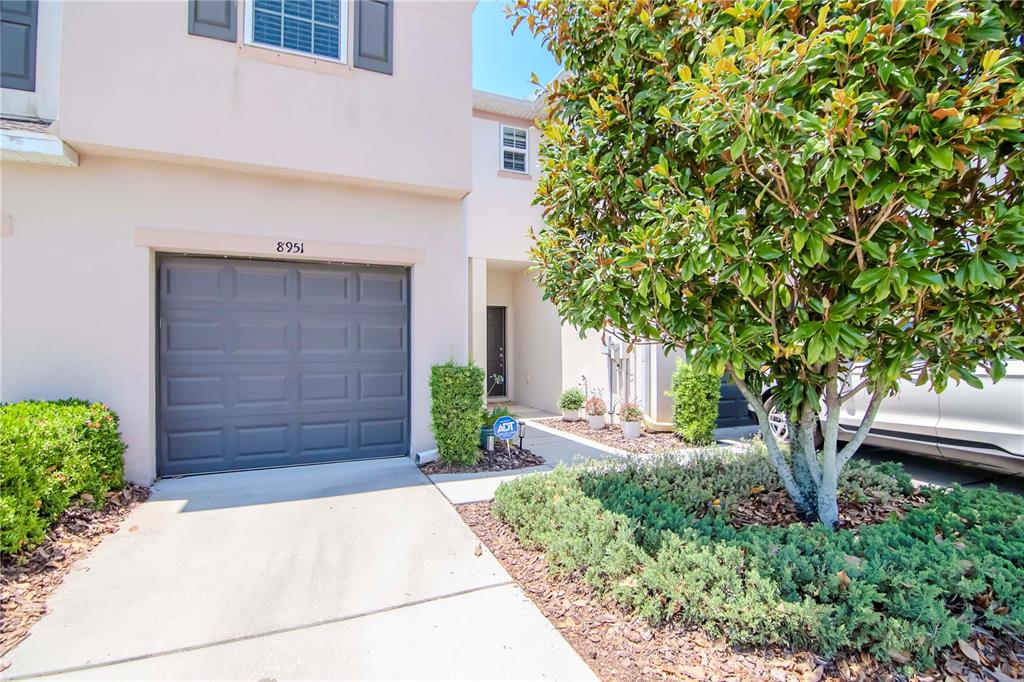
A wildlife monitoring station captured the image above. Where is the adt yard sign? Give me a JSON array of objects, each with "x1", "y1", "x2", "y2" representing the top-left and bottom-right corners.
[{"x1": 494, "y1": 415, "x2": 519, "y2": 441}]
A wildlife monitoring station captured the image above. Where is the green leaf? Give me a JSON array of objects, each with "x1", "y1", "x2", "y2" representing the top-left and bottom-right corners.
[
  {"x1": 989, "y1": 359, "x2": 1006, "y2": 383},
  {"x1": 730, "y1": 136, "x2": 747, "y2": 160},
  {"x1": 926, "y1": 145, "x2": 954, "y2": 171},
  {"x1": 904, "y1": 191, "x2": 929, "y2": 211},
  {"x1": 705, "y1": 166, "x2": 734, "y2": 186},
  {"x1": 754, "y1": 243, "x2": 784, "y2": 260},
  {"x1": 852, "y1": 268, "x2": 886, "y2": 290}
]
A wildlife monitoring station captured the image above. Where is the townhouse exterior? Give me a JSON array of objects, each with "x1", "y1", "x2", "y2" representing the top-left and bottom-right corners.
[{"x1": 1, "y1": 0, "x2": 750, "y2": 484}]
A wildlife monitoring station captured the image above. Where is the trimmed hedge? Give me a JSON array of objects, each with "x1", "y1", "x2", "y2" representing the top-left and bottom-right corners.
[
  {"x1": 667, "y1": 361, "x2": 719, "y2": 444},
  {"x1": 493, "y1": 451, "x2": 1024, "y2": 669},
  {"x1": 1, "y1": 399, "x2": 126, "y2": 554},
  {"x1": 429, "y1": 361, "x2": 485, "y2": 465}
]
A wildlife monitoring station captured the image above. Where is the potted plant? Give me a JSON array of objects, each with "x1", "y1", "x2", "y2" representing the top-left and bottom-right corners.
[
  {"x1": 585, "y1": 396, "x2": 606, "y2": 431},
  {"x1": 480, "y1": 405, "x2": 515, "y2": 448},
  {"x1": 618, "y1": 401, "x2": 644, "y2": 440},
  {"x1": 558, "y1": 387, "x2": 585, "y2": 421}
]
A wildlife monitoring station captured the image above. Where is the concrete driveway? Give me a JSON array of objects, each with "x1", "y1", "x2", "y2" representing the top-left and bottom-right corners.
[{"x1": 5, "y1": 459, "x2": 595, "y2": 681}]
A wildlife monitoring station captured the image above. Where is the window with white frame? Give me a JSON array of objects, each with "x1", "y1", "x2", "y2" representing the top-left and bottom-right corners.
[
  {"x1": 247, "y1": 0, "x2": 347, "y2": 61},
  {"x1": 500, "y1": 124, "x2": 528, "y2": 174}
]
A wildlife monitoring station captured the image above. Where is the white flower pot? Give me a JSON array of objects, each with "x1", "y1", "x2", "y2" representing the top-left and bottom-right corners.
[
  {"x1": 562, "y1": 408, "x2": 581, "y2": 421},
  {"x1": 587, "y1": 414, "x2": 606, "y2": 430},
  {"x1": 621, "y1": 421, "x2": 642, "y2": 439}
]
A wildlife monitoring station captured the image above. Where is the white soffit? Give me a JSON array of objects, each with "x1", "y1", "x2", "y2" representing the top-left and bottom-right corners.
[{"x1": 472, "y1": 89, "x2": 545, "y2": 121}]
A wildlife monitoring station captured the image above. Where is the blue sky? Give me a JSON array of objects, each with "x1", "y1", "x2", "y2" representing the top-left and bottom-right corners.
[{"x1": 472, "y1": 1, "x2": 560, "y2": 99}]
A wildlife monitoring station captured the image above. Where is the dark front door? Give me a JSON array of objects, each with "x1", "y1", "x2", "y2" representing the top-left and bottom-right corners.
[
  {"x1": 486, "y1": 306, "x2": 507, "y2": 397},
  {"x1": 156, "y1": 256, "x2": 410, "y2": 476}
]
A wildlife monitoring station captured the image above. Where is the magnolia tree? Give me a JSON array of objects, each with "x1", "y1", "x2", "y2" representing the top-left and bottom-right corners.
[{"x1": 515, "y1": 0, "x2": 1024, "y2": 527}]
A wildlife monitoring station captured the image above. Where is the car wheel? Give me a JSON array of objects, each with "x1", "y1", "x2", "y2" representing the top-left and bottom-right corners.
[
  {"x1": 764, "y1": 396, "x2": 824, "y2": 447},
  {"x1": 765, "y1": 396, "x2": 789, "y2": 443}
]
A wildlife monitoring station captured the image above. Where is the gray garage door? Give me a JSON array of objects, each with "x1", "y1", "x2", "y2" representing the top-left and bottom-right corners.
[{"x1": 157, "y1": 256, "x2": 409, "y2": 476}]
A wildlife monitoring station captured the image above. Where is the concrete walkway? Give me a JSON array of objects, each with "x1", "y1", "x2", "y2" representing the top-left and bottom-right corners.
[
  {"x1": 428, "y1": 418, "x2": 759, "y2": 504},
  {"x1": 5, "y1": 459, "x2": 595, "y2": 681},
  {"x1": 427, "y1": 420, "x2": 619, "y2": 504}
]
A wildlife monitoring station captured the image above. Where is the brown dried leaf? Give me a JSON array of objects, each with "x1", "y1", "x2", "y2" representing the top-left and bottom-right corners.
[{"x1": 957, "y1": 639, "x2": 981, "y2": 664}]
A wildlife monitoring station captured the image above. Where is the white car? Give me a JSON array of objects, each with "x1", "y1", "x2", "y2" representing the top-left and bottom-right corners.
[{"x1": 762, "y1": 361, "x2": 1024, "y2": 475}]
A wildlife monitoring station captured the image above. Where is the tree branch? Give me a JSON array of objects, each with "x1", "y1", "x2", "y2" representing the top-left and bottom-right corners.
[
  {"x1": 796, "y1": 402, "x2": 822, "y2": 487},
  {"x1": 820, "y1": 363, "x2": 843, "y2": 479},
  {"x1": 727, "y1": 363, "x2": 809, "y2": 508}
]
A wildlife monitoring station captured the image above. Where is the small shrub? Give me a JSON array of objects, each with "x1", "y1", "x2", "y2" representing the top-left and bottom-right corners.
[
  {"x1": 493, "y1": 452, "x2": 1024, "y2": 669},
  {"x1": 430, "y1": 361, "x2": 485, "y2": 465},
  {"x1": 0, "y1": 399, "x2": 126, "y2": 555},
  {"x1": 481, "y1": 405, "x2": 516, "y2": 428},
  {"x1": 667, "y1": 361, "x2": 719, "y2": 444},
  {"x1": 618, "y1": 401, "x2": 643, "y2": 422},
  {"x1": 558, "y1": 387, "x2": 585, "y2": 411},
  {"x1": 585, "y1": 395, "x2": 606, "y2": 416}
]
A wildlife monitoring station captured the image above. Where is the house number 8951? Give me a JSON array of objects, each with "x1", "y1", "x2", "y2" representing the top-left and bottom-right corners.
[{"x1": 277, "y1": 241, "x2": 304, "y2": 254}]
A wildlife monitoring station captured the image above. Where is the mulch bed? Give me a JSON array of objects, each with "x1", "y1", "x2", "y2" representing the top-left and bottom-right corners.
[
  {"x1": 728, "y1": 489, "x2": 930, "y2": 530},
  {"x1": 419, "y1": 442, "x2": 544, "y2": 475},
  {"x1": 536, "y1": 417, "x2": 688, "y2": 455},
  {"x1": 0, "y1": 485, "x2": 150, "y2": 660},
  {"x1": 459, "y1": 501, "x2": 1024, "y2": 682}
]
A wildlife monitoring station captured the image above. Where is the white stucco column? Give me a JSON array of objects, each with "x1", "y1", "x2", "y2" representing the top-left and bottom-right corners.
[{"x1": 469, "y1": 257, "x2": 488, "y2": 369}]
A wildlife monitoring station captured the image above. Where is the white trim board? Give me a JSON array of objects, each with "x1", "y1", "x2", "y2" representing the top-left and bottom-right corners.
[{"x1": 134, "y1": 227, "x2": 426, "y2": 265}]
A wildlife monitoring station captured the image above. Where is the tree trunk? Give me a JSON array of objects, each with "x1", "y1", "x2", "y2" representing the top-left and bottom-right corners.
[
  {"x1": 726, "y1": 364, "x2": 885, "y2": 530},
  {"x1": 788, "y1": 419, "x2": 819, "y2": 521},
  {"x1": 816, "y1": 470, "x2": 840, "y2": 529}
]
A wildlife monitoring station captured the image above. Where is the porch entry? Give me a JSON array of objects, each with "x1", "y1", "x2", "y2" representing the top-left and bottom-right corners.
[{"x1": 486, "y1": 306, "x2": 507, "y2": 398}]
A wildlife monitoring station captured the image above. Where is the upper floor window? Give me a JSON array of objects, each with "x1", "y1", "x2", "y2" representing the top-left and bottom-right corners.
[
  {"x1": 500, "y1": 124, "x2": 528, "y2": 174},
  {"x1": 1, "y1": 0, "x2": 39, "y2": 91},
  {"x1": 247, "y1": 0, "x2": 347, "y2": 61}
]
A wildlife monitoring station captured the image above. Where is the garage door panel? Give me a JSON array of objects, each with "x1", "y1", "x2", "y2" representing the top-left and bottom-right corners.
[
  {"x1": 358, "y1": 271, "x2": 407, "y2": 305},
  {"x1": 158, "y1": 256, "x2": 409, "y2": 476},
  {"x1": 232, "y1": 264, "x2": 291, "y2": 303},
  {"x1": 163, "y1": 428, "x2": 227, "y2": 465},
  {"x1": 164, "y1": 375, "x2": 226, "y2": 409},
  {"x1": 359, "y1": 418, "x2": 406, "y2": 448},
  {"x1": 162, "y1": 261, "x2": 225, "y2": 302},
  {"x1": 297, "y1": 268, "x2": 354, "y2": 304},
  {"x1": 359, "y1": 371, "x2": 406, "y2": 400},
  {"x1": 358, "y1": 323, "x2": 406, "y2": 352}
]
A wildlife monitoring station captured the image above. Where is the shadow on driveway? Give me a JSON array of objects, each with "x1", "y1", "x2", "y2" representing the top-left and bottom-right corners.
[{"x1": 152, "y1": 456, "x2": 428, "y2": 513}]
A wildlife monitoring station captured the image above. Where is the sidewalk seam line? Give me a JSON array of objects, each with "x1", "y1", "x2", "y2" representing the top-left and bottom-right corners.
[{"x1": 6, "y1": 580, "x2": 514, "y2": 680}]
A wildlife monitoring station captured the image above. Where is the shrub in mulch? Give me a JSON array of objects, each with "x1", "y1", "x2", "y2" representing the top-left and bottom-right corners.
[
  {"x1": 420, "y1": 443, "x2": 544, "y2": 475},
  {"x1": 536, "y1": 417, "x2": 687, "y2": 454},
  {"x1": 462, "y1": 499, "x2": 1024, "y2": 682},
  {"x1": 729, "y1": 488, "x2": 928, "y2": 529},
  {"x1": 1, "y1": 485, "x2": 149, "y2": 659},
  {"x1": 487, "y1": 446, "x2": 1024, "y2": 679},
  {"x1": 1, "y1": 399, "x2": 127, "y2": 554}
]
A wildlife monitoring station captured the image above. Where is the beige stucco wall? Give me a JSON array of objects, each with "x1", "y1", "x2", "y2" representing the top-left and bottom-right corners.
[
  {"x1": 0, "y1": 156, "x2": 466, "y2": 483},
  {"x1": 0, "y1": 0, "x2": 63, "y2": 121},
  {"x1": 52, "y1": 1, "x2": 472, "y2": 196},
  {"x1": 466, "y1": 113, "x2": 543, "y2": 258},
  {"x1": 561, "y1": 328, "x2": 609, "y2": 403},
  {"x1": 512, "y1": 270, "x2": 561, "y2": 414}
]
